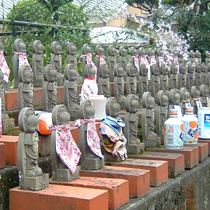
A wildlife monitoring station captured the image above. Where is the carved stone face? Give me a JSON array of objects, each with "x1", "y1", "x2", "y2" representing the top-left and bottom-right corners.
[
  {"x1": 130, "y1": 99, "x2": 139, "y2": 113},
  {"x1": 161, "y1": 94, "x2": 168, "y2": 106},
  {"x1": 87, "y1": 67, "x2": 96, "y2": 78},
  {"x1": 117, "y1": 67, "x2": 124, "y2": 77},
  {"x1": 195, "y1": 89, "x2": 200, "y2": 98},
  {"x1": 120, "y1": 48, "x2": 127, "y2": 56},
  {"x1": 37, "y1": 43, "x2": 44, "y2": 54},
  {"x1": 26, "y1": 115, "x2": 38, "y2": 133},
  {"x1": 183, "y1": 91, "x2": 190, "y2": 100},
  {"x1": 109, "y1": 102, "x2": 120, "y2": 118},
  {"x1": 97, "y1": 46, "x2": 104, "y2": 55},
  {"x1": 102, "y1": 65, "x2": 109, "y2": 77},
  {"x1": 58, "y1": 111, "x2": 70, "y2": 125},
  {"x1": 84, "y1": 101, "x2": 95, "y2": 119},
  {"x1": 173, "y1": 92, "x2": 180, "y2": 103},
  {"x1": 19, "y1": 42, "x2": 26, "y2": 52},
  {"x1": 147, "y1": 96, "x2": 155, "y2": 109},
  {"x1": 130, "y1": 67, "x2": 137, "y2": 76},
  {"x1": 24, "y1": 69, "x2": 33, "y2": 83},
  {"x1": 110, "y1": 47, "x2": 117, "y2": 56},
  {"x1": 69, "y1": 69, "x2": 77, "y2": 81},
  {"x1": 48, "y1": 68, "x2": 57, "y2": 82},
  {"x1": 55, "y1": 44, "x2": 62, "y2": 54}
]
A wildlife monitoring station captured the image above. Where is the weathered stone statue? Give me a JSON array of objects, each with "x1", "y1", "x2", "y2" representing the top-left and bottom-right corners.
[
  {"x1": 195, "y1": 50, "x2": 202, "y2": 63},
  {"x1": 130, "y1": 47, "x2": 140, "y2": 71},
  {"x1": 148, "y1": 48, "x2": 157, "y2": 67},
  {"x1": 18, "y1": 65, "x2": 33, "y2": 113},
  {"x1": 200, "y1": 84, "x2": 210, "y2": 107},
  {"x1": 95, "y1": 44, "x2": 105, "y2": 70},
  {"x1": 151, "y1": 63, "x2": 160, "y2": 98},
  {"x1": 80, "y1": 64, "x2": 98, "y2": 101},
  {"x1": 126, "y1": 63, "x2": 138, "y2": 95},
  {"x1": 125, "y1": 94, "x2": 144, "y2": 154},
  {"x1": 178, "y1": 64, "x2": 187, "y2": 89},
  {"x1": 114, "y1": 64, "x2": 126, "y2": 107},
  {"x1": 191, "y1": 86, "x2": 202, "y2": 115},
  {"x1": 50, "y1": 41, "x2": 64, "y2": 85},
  {"x1": 156, "y1": 90, "x2": 169, "y2": 142},
  {"x1": 189, "y1": 50, "x2": 196, "y2": 64},
  {"x1": 173, "y1": 50, "x2": 179, "y2": 68},
  {"x1": 51, "y1": 105, "x2": 81, "y2": 181},
  {"x1": 75, "y1": 100, "x2": 104, "y2": 170},
  {"x1": 98, "y1": 63, "x2": 110, "y2": 98},
  {"x1": 100, "y1": 97, "x2": 127, "y2": 161},
  {"x1": 169, "y1": 89, "x2": 181, "y2": 113},
  {"x1": 32, "y1": 40, "x2": 44, "y2": 87},
  {"x1": 66, "y1": 42, "x2": 77, "y2": 68},
  {"x1": 64, "y1": 64, "x2": 79, "y2": 118},
  {"x1": 160, "y1": 63, "x2": 169, "y2": 90},
  {"x1": 157, "y1": 48, "x2": 164, "y2": 67},
  {"x1": 138, "y1": 64, "x2": 148, "y2": 101},
  {"x1": 170, "y1": 63, "x2": 178, "y2": 89},
  {"x1": 142, "y1": 92, "x2": 160, "y2": 147},
  {"x1": 195, "y1": 63, "x2": 203, "y2": 89},
  {"x1": 43, "y1": 64, "x2": 57, "y2": 112},
  {"x1": 108, "y1": 45, "x2": 117, "y2": 82},
  {"x1": 180, "y1": 87, "x2": 191, "y2": 115},
  {"x1": 186, "y1": 63, "x2": 195, "y2": 92},
  {"x1": 178, "y1": 52, "x2": 184, "y2": 65},
  {"x1": 13, "y1": 38, "x2": 30, "y2": 88},
  {"x1": 18, "y1": 107, "x2": 49, "y2": 190},
  {"x1": 0, "y1": 69, "x2": 14, "y2": 131},
  {"x1": 119, "y1": 45, "x2": 128, "y2": 79},
  {"x1": 205, "y1": 51, "x2": 210, "y2": 65},
  {"x1": 201, "y1": 63, "x2": 208, "y2": 85}
]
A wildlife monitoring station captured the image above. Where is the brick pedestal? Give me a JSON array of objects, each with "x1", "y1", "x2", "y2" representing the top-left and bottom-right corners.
[
  {"x1": 52, "y1": 177, "x2": 129, "y2": 210},
  {"x1": 80, "y1": 166, "x2": 150, "y2": 198},
  {"x1": 10, "y1": 185, "x2": 108, "y2": 210},
  {"x1": 0, "y1": 143, "x2": 6, "y2": 168},
  {"x1": 198, "y1": 139, "x2": 210, "y2": 156},
  {"x1": 109, "y1": 159, "x2": 168, "y2": 186}
]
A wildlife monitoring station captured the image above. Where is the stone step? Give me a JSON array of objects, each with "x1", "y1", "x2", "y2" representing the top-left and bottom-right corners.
[
  {"x1": 109, "y1": 159, "x2": 168, "y2": 187},
  {"x1": 80, "y1": 166, "x2": 150, "y2": 198},
  {"x1": 51, "y1": 176, "x2": 129, "y2": 210},
  {"x1": 10, "y1": 184, "x2": 108, "y2": 210},
  {"x1": 198, "y1": 139, "x2": 210, "y2": 156},
  {"x1": 185, "y1": 143, "x2": 208, "y2": 163},
  {"x1": 0, "y1": 135, "x2": 18, "y2": 165},
  {"x1": 147, "y1": 146, "x2": 199, "y2": 169},
  {"x1": 0, "y1": 143, "x2": 6, "y2": 169},
  {"x1": 129, "y1": 152, "x2": 185, "y2": 177}
]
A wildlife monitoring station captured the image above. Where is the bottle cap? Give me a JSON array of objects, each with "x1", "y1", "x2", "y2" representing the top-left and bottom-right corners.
[
  {"x1": 185, "y1": 107, "x2": 194, "y2": 114},
  {"x1": 169, "y1": 109, "x2": 178, "y2": 116}
]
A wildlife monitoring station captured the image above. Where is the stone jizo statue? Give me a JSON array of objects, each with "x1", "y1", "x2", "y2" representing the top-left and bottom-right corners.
[
  {"x1": 205, "y1": 51, "x2": 210, "y2": 65},
  {"x1": 18, "y1": 107, "x2": 49, "y2": 190},
  {"x1": 195, "y1": 63, "x2": 203, "y2": 89},
  {"x1": 200, "y1": 84, "x2": 210, "y2": 107},
  {"x1": 151, "y1": 63, "x2": 160, "y2": 98},
  {"x1": 108, "y1": 45, "x2": 117, "y2": 82},
  {"x1": 178, "y1": 64, "x2": 187, "y2": 89},
  {"x1": 170, "y1": 63, "x2": 178, "y2": 89},
  {"x1": 191, "y1": 86, "x2": 202, "y2": 115},
  {"x1": 186, "y1": 63, "x2": 195, "y2": 92},
  {"x1": 126, "y1": 63, "x2": 138, "y2": 95},
  {"x1": 169, "y1": 89, "x2": 181, "y2": 114},
  {"x1": 18, "y1": 65, "x2": 33, "y2": 113},
  {"x1": 160, "y1": 63, "x2": 169, "y2": 91},
  {"x1": 43, "y1": 64, "x2": 57, "y2": 112},
  {"x1": 201, "y1": 63, "x2": 208, "y2": 85},
  {"x1": 138, "y1": 64, "x2": 148, "y2": 102},
  {"x1": 51, "y1": 105, "x2": 81, "y2": 181},
  {"x1": 119, "y1": 45, "x2": 128, "y2": 79},
  {"x1": 66, "y1": 42, "x2": 77, "y2": 68},
  {"x1": 180, "y1": 87, "x2": 191, "y2": 115}
]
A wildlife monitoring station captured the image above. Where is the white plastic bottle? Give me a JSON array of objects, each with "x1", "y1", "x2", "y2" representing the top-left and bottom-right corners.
[
  {"x1": 182, "y1": 107, "x2": 198, "y2": 144},
  {"x1": 164, "y1": 109, "x2": 184, "y2": 149}
]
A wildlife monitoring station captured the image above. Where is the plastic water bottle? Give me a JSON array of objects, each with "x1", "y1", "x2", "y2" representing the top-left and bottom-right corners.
[
  {"x1": 182, "y1": 107, "x2": 198, "y2": 144},
  {"x1": 164, "y1": 109, "x2": 184, "y2": 149}
]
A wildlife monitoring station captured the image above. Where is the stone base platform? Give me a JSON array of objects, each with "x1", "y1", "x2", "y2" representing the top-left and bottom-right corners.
[
  {"x1": 130, "y1": 152, "x2": 185, "y2": 177},
  {"x1": 147, "y1": 146, "x2": 199, "y2": 169},
  {"x1": 109, "y1": 159, "x2": 168, "y2": 186},
  {"x1": 80, "y1": 166, "x2": 150, "y2": 198},
  {"x1": 198, "y1": 139, "x2": 210, "y2": 156},
  {"x1": 9, "y1": 185, "x2": 108, "y2": 210},
  {"x1": 0, "y1": 143, "x2": 6, "y2": 168},
  {"x1": 0, "y1": 135, "x2": 19, "y2": 165},
  {"x1": 51, "y1": 176, "x2": 129, "y2": 210}
]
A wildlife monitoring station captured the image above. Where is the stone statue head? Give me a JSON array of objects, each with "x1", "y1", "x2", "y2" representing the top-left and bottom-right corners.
[
  {"x1": 108, "y1": 45, "x2": 117, "y2": 56},
  {"x1": 169, "y1": 89, "x2": 181, "y2": 103},
  {"x1": 151, "y1": 64, "x2": 160, "y2": 75},
  {"x1": 43, "y1": 64, "x2": 57, "y2": 82},
  {"x1": 179, "y1": 64, "x2": 187, "y2": 74},
  {"x1": 201, "y1": 63, "x2": 208, "y2": 73},
  {"x1": 130, "y1": 47, "x2": 138, "y2": 56},
  {"x1": 171, "y1": 63, "x2": 178, "y2": 74},
  {"x1": 195, "y1": 50, "x2": 201, "y2": 58},
  {"x1": 142, "y1": 92, "x2": 154, "y2": 109},
  {"x1": 127, "y1": 63, "x2": 137, "y2": 77},
  {"x1": 191, "y1": 86, "x2": 200, "y2": 98},
  {"x1": 200, "y1": 84, "x2": 209, "y2": 97},
  {"x1": 140, "y1": 64, "x2": 148, "y2": 76},
  {"x1": 114, "y1": 64, "x2": 124, "y2": 77},
  {"x1": 82, "y1": 44, "x2": 92, "y2": 54},
  {"x1": 66, "y1": 42, "x2": 77, "y2": 55},
  {"x1": 51, "y1": 41, "x2": 62, "y2": 55},
  {"x1": 195, "y1": 63, "x2": 201, "y2": 73},
  {"x1": 33, "y1": 40, "x2": 44, "y2": 54},
  {"x1": 64, "y1": 64, "x2": 77, "y2": 80},
  {"x1": 190, "y1": 50, "x2": 195, "y2": 58},
  {"x1": 84, "y1": 64, "x2": 96, "y2": 78},
  {"x1": 106, "y1": 97, "x2": 120, "y2": 118},
  {"x1": 126, "y1": 94, "x2": 139, "y2": 113},
  {"x1": 99, "y1": 64, "x2": 109, "y2": 78},
  {"x1": 95, "y1": 45, "x2": 104, "y2": 56},
  {"x1": 79, "y1": 99, "x2": 95, "y2": 119},
  {"x1": 14, "y1": 38, "x2": 26, "y2": 52},
  {"x1": 188, "y1": 63, "x2": 195, "y2": 74},
  {"x1": 18, "y1": 107, "x2": 38, "y2": 133},
  {"x1": 180, "y1": 87, "x2": 191, "y2": 101},
  {"x1": 18, "y1": 65, "x2": 33, "y2": 83},
  {"x1": 52, "y1": 105, "x2": 70, "y2": 125},
  {"x1": 160, "y1": 64, "x2": 168, "y2": 75},
  {"x1": 119, "y1": 46, "x2": 127, "y2": 56},
  {"x1": 156, "y1": 90, "x2": 169, "y2": 106},
  {"x1": 206, "y1": 51, "x2": 210, "y2": 58}
]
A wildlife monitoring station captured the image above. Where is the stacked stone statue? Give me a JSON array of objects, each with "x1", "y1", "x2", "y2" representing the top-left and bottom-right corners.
[
  {"x1": 98, "y1": 63, "x2": 110, "y2": 98},
  {"x1": 191, "y1": 86, "x2": 201, "y2": 115},
  {"x1": 151, "y1": 63, "x2": 160, "y2": 98},
  {"x1": 200, "y1": 84, "x2": 210, "y2": 107},
  {"x1": 18, "y1": 65, "x2": 33, "y2": 113},
  {"x1": 50, "y1": 41, "x2": 64, "y2": 85},
  {"x1": 43, "y1": 64, "x2": 57, "y2": 112},
  {"x1": 66, "y1": 42, "x2": 77, "y2": 68},
  {"x1": 160, "y1": 63, "x2": 169, "y2": 91},
  {"x1": 119, "y1": 45, "x2": 128, "y2": 79},
  {"x1": 195, "y1": 63, "x2": 202, "y2": 88},
  {"x1": 142, "y1": 92, "x2": 160, "y2": 147},
  {"x1": 180, "y1": 87, "x2": 191, "y2": 115},
  {"x1": 18, "y1": 107, "x2": 49, "y2": 190},
  {"x1": 64, "y1": 64, "x2": 79, "y2": 118},
  {"x1": 186, "y1": 63, "x2": 195, "y2": 92},
  {"x1": 201, "y1": 63, "x2": 208, "y2": 86},
  {"x1": 32, "y1": 40, "x2": 44, "y2": 87},
  {"x1": 108, "y1": 45, "x2": 117, "y2": 82},
  {"x1": 124, "y1": 94, "x2": 144, "y2": 154},
  {"x1": 126, "y1": 62, "x2": 138, "y2": 95},
  {"x1": 51, "y1": 105, "x2": 81, "y2": 181},
  {"x1": 169, "y1": 89, "x2": 181, "y2": 111},
  {"x1": 76, "y1": 100, "x2": 104, "y2": 170},
  {"x1": 178, "y1": 64, "x2": 187, "y2": 89}
]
